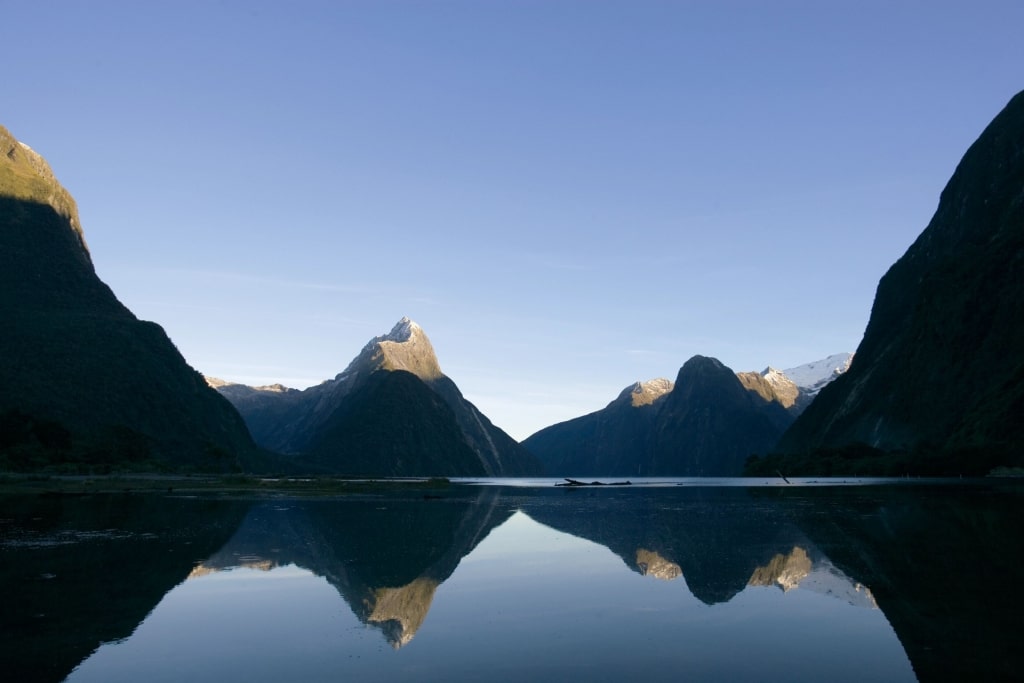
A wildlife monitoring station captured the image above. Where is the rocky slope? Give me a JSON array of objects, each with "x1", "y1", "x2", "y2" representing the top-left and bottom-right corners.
[
  {"x1": 522, "y1": 355, "x2": 793, "y2": 476},
  {"x1": 766, "y1": 90, "x2": 1024, "y2": 475},
  {"x1": 214, "y1": 318, "x2": 543, "y2": 476},
  {"x1": 0, "y1": 125, "x2": 260, "y2": 471}
]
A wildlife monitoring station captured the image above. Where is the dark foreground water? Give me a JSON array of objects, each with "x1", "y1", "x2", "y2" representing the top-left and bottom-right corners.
[{"x1": 1, "y1": 479, "x2": 1021, "y2": 682}]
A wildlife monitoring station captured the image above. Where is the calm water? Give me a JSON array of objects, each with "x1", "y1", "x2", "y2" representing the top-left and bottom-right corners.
[{"x1": 1, "y1": 479, "x2": 1021, "y2": 682}]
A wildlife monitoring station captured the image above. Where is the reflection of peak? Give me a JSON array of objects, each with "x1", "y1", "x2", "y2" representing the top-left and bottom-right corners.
[
  {"x1": 797, "y1": 561, "x2": 877, "y2": 609},
  {"x1": 187, "y1": 564, "x2": 221, "y2": 580},
  {"x1": 187, "y1": 558, "x2": 279, "y2": 579},
  {"x1": 748, "y1": 546, "x2": 812, "y2": 591},
  {"x1": 366, "y1": 577, "x2": 440, "y2": 648},
  {"x1": 748, "y1": 546, "x2": 877, "y2": 608},
  {"x1": 194, "y1": 490, "x2": 514, "y2": 648},
  {"x1": 635, "y1": 548, "x2": 681, "y2": 580}
]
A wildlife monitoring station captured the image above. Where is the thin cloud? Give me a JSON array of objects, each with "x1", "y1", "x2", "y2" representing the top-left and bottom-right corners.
[{"x1": 142, "y1": 267, "x2": 376, "y2": 294}]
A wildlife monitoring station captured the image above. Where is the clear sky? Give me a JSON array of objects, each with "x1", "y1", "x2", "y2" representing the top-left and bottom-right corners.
[{"x1": 5, "y1": 1, "x2": 1023, "y2": 440}]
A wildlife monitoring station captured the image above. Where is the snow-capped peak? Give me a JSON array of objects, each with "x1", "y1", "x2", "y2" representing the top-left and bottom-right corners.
[
  {"x1": 780, "y1": 353, "x2": 853, "y2": 394},
  {"x1": 379, "y1": 316, "x2": 420, "y2": 344}
]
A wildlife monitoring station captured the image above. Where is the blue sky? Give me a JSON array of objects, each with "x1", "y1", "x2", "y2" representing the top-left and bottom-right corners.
[{"x1": 6, "y1": 1, "x2": 1023, "y2": 440}]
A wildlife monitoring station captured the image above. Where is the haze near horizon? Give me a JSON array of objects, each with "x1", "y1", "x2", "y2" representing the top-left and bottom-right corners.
[{"x1": 5, "y1": 1, "x2": 1023, "y2": 439}]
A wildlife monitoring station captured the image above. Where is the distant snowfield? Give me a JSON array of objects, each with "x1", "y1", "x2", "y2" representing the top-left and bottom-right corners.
[{"x1": 781, "y1": 352, "x2": 854, "y2": 394}]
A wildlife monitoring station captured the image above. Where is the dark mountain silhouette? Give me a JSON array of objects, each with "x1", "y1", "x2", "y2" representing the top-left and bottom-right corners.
[
  {"x1": 763, "y1": 90, "x2": 1024, "y2": 475},
  {"x1": 214, "y1": 318, "x2": 543, "y2": 476},
  {"x1": 519, "y1": 378, "x2": 672, "y2": 476},
  {"x1": 0, "y1": 125, "x2": 262, "y2": 471},
  {"x1": 649, "y1": 356, "x2": 794, "y2": 475},
  {"x1": 523, "y1": 355, "x2": 793, "y2": 476}
]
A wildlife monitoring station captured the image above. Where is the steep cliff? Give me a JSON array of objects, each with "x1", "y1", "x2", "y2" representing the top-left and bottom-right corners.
[
  {"x1": 769, "y1": 91, "x2": 1024, "y2": 474},
  {"x1": 0, "y1": 125, "x2": 260, "y2": 471}
]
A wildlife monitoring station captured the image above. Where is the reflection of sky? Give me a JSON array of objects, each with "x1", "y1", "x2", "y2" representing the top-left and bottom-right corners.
[
  {"x1": 461, "y1": 510, "x2": 588, "y2": 559},
  {"x1": 66, "y1": 513, "x2": 914, "y2": 683}
]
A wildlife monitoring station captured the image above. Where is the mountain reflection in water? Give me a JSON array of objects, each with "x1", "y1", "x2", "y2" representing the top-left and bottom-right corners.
[
  {"x1": 191, "y1": 488, "x2": 511, "y2": 648},
  {"x1": 1, "y1": 480, "x2": 1020, "y2": 682}
]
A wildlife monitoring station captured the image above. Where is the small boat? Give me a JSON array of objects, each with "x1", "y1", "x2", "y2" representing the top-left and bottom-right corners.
[{"x1": 554, "y1": 478, "x2": 632, "y2": 487}]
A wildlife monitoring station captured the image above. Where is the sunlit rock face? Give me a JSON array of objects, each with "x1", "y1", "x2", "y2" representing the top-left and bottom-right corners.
[
  {"x1": 213, "y1": 318, "x2": 542, "y2": 476},
  {"x1": 737, "y1": 354, "x2": 853, "y2": 415},
  {"x1": 635, "y1": 548, "x2": 682, "y2": 581},
  {"x1": 737, "y1": 370, "x2": 799, "y2": 410},
  {"x1": 368, "y1": 317, "x2": 444, "y2": 380},
  {"x1": 0, "y1": 127, "x2": 83, "y2": 241},
  {"x1": 622, "y1": 379, "x2": 674, "y2": 407},
  {"x1": 775, "y1": 90, "x2": 1024, "y2": 473}
]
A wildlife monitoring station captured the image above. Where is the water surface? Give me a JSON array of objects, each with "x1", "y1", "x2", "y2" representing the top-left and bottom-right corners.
[{"x1": 1, "y1": 479, "x2": 1020, "y2": 682}]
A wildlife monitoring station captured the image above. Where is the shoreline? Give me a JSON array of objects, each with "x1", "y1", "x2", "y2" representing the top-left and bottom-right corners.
[{"x1": 0, "y1": 472, "x2": 454, "y2": 498}]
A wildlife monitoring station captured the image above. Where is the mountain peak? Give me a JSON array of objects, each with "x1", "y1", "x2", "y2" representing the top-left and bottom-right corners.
[
  {"x1": 342, "y1": 317, "x2": 442, "y2": 382},
  {"x1": 617, "y1": 378, "x2": 674, "y2": 407},
  {"x1": 676, "y1": 355, "x2": 730, "y2": 381},
  {"x1": 380, "y1": 316, "x2": 420, "y2": 343}
]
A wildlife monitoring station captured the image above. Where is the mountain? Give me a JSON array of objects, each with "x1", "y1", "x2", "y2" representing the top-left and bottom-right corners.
[
  {"x1": 764, "y1": 90, "x2": 1024, "y2": 475},
  {"x1": 518, "y1": 378, "x2": 673, "y2": 476},
  {"x1": 0, "y1": 125, "x2": 260, "y2": 472},
  {"x1": 647, "y1": 356, "x2": 794, "y2": 475},
  {"x1": 214, "y1": 318, "x2": 543, "y2": 476},
  {"x1": 522, "y1": 355, "x2": 793, "y2": 476},
  {"x1": 736, "y1": 353, "x2": 853, "y2": 414}
]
